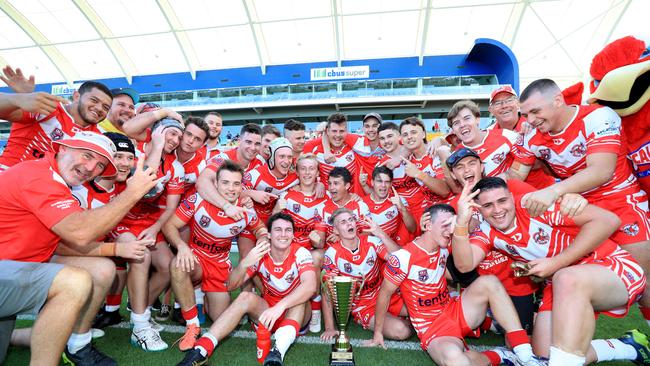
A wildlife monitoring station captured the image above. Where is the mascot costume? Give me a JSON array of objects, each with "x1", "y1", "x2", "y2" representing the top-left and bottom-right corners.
[{"x1": 563, "y1": 36, "x2": 650, "y2": 194}]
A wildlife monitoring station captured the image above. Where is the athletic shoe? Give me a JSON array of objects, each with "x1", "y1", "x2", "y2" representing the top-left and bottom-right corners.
[
  {"x1": 149, "y1": 318, "x2": 165, "y2": 332},
  {"x1": 126, "y1": 300, "x2": 132, "y2": 312},
  {"x1": 197, "y1": 304, "x2": 206, "y2": 325},
  {"x1": 62, "y1": 343, "x2": 116, "y2": 366},
  {"x1": 131, "y1": 327, "x2": 169, "y2": 351},
  {"x1": 516, "y1": 356, "x2": 548, "y2": 366},
  {"x1": 177, "y1": 324, "x2": 201, "y2": 351},
  {"x1": 176, "y1": 348, "x2": 208, "y2": 366},
  {"x1": 156, "y1": 304, "x2": 171, "y2": 321},
  {"x1": 92, "y1": 309, "x2": 122, "y2": 329},
  {"x1": 91, "y1": 328, "x2": 105, "y2": 339},
  {"x1": 309, "y1": 310, "x2": 321, "y2": 333},
  {"x1": 491, "y1": 346, "x2": 517, "y2": 366},
  {"x1": 263, "y1": 346, "x2": 283, "y2": 366},
  {"x1": 151, "y1": 298, "x2": 162, "y2": 312},
  {"x1": 619, "y1": 329, "x2": 650, "y2": 365},
  {"x1": 172, "y1": 307, "x2": 187, "y2": 326}
]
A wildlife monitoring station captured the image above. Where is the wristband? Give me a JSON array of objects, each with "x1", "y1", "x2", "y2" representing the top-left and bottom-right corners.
[
  {"x1": 99, "y1": 243, "x2": 117, "y2": 257},
  {"x1": 453, "y1": 225, "x2": 469, "y2": 237}
]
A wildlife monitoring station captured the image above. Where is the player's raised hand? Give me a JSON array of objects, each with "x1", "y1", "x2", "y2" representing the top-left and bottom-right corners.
[
  {"x1": 224, "y1": 203, "x2": 246, "y2": 221},
  {"x1": 126, "y1": 155, "x2": 160, "y2": 197},
  {"x1": 276, "y1": 195, "x2": 287, "y2": 211},
  {"x1": 389, "y1": 187, "x2": 403, "y2": 207},
  {"x1": 456, "y1": 182, "x2": 481, "y2": 227},
  {"x1": 315, "y1": 181, "x2": 326, "y2": 199},
  {"x1": 259, "y1": 304, "x2": 284, "y2": 330},
  {"x1": 360, "y1": 216, "x2": 379, "y2": 235},
  {"x1": 150, "y1": 124, "x2": 166, "y2": 148},
  {"x1": 323, "y1": 152, "x2": 336, "y2": 164},
  {"x1": 426, "y1": 137, "x2": 443, "y2": 157},
  {"x1": 251, "y1": 191, "x2": 278, "y2": 205},
  {"x1": 359, "y1": 167, "x2": 368, "y2": 187},
  {"x1": 1, "y1": 66, "x2": 35, "y2": 93},
  {"x1": 557, "y1": 193, "x2": 588, "y2": 217},
  {"x1": 525, "y1": 257, "x2": 560, "y2": 279},
  {"x1": 115, "y1": 239, "x2": 153, "y2": 261},
  {"x1": 175, "y1": 244, "x2": 198, "y2": 273},
  {"x1": 401, "y1": 157, "x2": 422, "y2": 179},
  {"x1": 13, "y1": 92, "x2": 68, "y2": 116},
  {"x1": 241, "y1": 239, "x2": 270, "y2": 268},
  {"x1": 379, "y1": 157, "x2": 401, "y2": 170},
  {"x1": 522, "y1": 187, "x2": 559, "y2": 217}
]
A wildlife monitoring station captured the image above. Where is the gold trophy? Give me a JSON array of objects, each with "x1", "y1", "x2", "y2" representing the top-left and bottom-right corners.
[{"x1": 325, "y1": 276, "x2": 363, "y2": 366}]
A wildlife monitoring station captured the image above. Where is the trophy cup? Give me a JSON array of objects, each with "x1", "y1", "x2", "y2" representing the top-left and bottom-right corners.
[{"x1": 325, "y1": 276, "x2": 363, "y2": 366}]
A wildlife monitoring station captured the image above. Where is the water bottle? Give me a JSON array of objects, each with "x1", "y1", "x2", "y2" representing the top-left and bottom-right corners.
[{"x1": 256, "y1": 323, "x2": 271, "y2": 364}]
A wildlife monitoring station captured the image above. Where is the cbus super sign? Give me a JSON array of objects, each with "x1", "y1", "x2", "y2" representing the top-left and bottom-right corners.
[{"x1": 310, "y1": 66, "x2": 370, "y2": 81}]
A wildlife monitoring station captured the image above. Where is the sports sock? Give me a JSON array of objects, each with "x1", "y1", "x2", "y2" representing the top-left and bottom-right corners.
[
  {"x1": 194, "y1": 288, "x2": 205, "y2": 305},
  {"x1": 548, "y1": 346, "x2": 586, "y2": 366},
  {"x1": 591, "y1": 339, "x2": 637, "y2": 361},
  {"x1": 639, "y1": 306, "x2": 650, "y2": 327},
  {"x1": 506, "y1": 329, "x2": 533, "y2": 362},
  {"x1": 310, "y1": 295, "x2": 322, "y2": 311},
  {"x1": 131, "y1": 309, "x2": 151, "y2": 331},
  {"x1": 67, "y1": 331, "x2": 92, "y2": 354},
  {"x1": 182, "y1": 305, "x2": 200, "y2": 327},
  {"x1": 274, "y1": 320, "x2": 299, "y2": 360},
  {"x1": 481, "y1": 350, "x2": 501, "y2": 366},
  {"x1": 195, "y1": 333, "x2": 218, "y2": 357},
  {"x1": 105, "y1": 294, "x2": 122, "y2": 312}
]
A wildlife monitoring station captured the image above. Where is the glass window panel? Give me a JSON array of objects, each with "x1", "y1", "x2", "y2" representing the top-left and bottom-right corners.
[
  {"x1": 314, "y1": 83, "x2": 337, "y2": 93},
  {"x1": 242, "y1": 87, "x2": 262, "y2": 96},
  {"x1": 267, "y1": 85, "x2": 289, "y2": 94},
  {"x1": 393, "y1": 79, "x2": 418, "y2": 89}
]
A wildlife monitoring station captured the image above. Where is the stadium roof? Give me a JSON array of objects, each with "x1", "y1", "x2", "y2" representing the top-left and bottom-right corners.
[{"x1": 0, "y1": 0, "x2": 645, "y2": 89}]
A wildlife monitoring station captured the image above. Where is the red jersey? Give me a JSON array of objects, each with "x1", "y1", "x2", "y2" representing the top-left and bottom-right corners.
[
  {"x1": 175, "y1": 193, "x2": 262, "y2": 262},
  {"x1": 378, "y1": 154, "x2": 428, "y2": 213},
  {"x1": 323, "y1": 236, "x2": 389, "y2": 305},
  {"x1": 627, "y1": 130, "x2": 650, "y2": 195},
  {"x1": 0, "y1": 153, "x2": 83, "y2": 262},
  {"x1": 205, "y1": 148, "x2": 265, "y2": 173},
  {"x1": 246, "y1": 244, "x2": 315, "y2": 307},
  {"x1": 279, "y1": 190, "x2": 327, "y2": 249},
  {"x1": 245, "y1": 165, "x2": 299, "y2": 224},
  {"x1": 303, "y1": 137, "x2": 362, "y2": 194},
  {"x1": 490, "y1": 117, "x2": 556, "y2": 189},
  {"x1": 409, "y1": 153, "x2": 448, "y2": 205},
  {"x1": 362, "y1": 195, "x2": 407, "y2": 240},
  {"x1": 178, "y1": 151, "x2": 207, "y2": 193},
  {"x1": 199, "y1": 143, "x2": 221, "y2": 161},
  {"x1": 460, "y1": 128, "x2": 520, "y2": 177},
  {"x1": 384, "y1": 240, "x2": 450, "y2": 334},
  {"x1": 0, "y1": 103, "x2": 100, "y2": 170},
  {"x1": 314, "y1": 197, "x2": 371, "y2": 236},
  {"x1": 341, "y1": 134, "x2": 385, "y2": 183},
  {"x1": 515, "y1": 105, "x2": 640, "y2": 200},
  {"x1": 470, "y1": 197, "x2": 619, "y2": 263}
]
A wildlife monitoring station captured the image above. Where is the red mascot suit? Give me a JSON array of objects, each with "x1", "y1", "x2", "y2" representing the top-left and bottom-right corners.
[{"x1": 564, "y1": 36, "x2": 650, "y2": 194}]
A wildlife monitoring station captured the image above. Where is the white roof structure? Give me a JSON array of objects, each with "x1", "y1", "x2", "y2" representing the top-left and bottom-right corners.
[{"x1": 0, "y1": 0, "x2": 646, "y2": 89}]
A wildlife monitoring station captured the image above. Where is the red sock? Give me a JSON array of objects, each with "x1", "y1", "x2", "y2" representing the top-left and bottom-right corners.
[
  {"x1": 277, "y1": 319, "x2": 301, "y2": 337},
  {"x1": 182, "y1": 305, "x2": 198, "y2": 321},
  {"x1": 506, "y1": 329, "x2": 529, "y2": 348},
  {"x1": 311, "y1": 300, "x2": 322, "y2": 311},
  {"x1": 196, "y1": 336, "x2": 216, "y2": 357},
  {"x1": 482, "y1": 350, "x2": 501, "y2": 366},
  {"x1": 480, "y1": 316, "x2": 493, "y2": 332},
  {"x1": 639, "y1": 306, "x2": 650, "y2": 321},
  {"x1": 106, "y1": 294, "x2": 122, "y2": 307}
]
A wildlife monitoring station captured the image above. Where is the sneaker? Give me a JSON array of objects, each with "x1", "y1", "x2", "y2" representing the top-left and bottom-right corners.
[
  {"x1": 172, "y1": 307, "x2": 187, "y2": 326},
  {"x1": 263, "y1": 346, "x2": 283, "y2": 366},
  {"x1": 92, "y1": 309, "x2": 122, "y2": 329},
  {"x1": 156, "y1": 304, "x2": 171, "y2": 321},
  {"x1": 197, "y1": 304, "x2": 206, "y2": 325},
  {"x1": 152, "y1": 298, "x2": 162, "y2": 312},
  {"x1": 491, "y1": 346, "x2": 518, "y2": 366},
  {"x1": 619, "y1": 329, "x2": 650, "y2": 365},
  {"x1": 309, "y1": 310, "x2": 321, "y2": 333},
  {"x1": 176, "y1": 348, "x2": 208, "y2": 366},
  {"x1": 62, "y1": 343, "x2": 116, "y2": 366},
  {"x1": 131, "y1": 327, "x2": 169, "y2": 351},
  {"x1": 149, "y1": 317, "x2": 165, "y2": 332},
  {"x1": 176, "y1": 324, "x2": 201, "y2": 351},
  {"x1": 516, "y1": 356, "x2": 548, "y2": 366},
  {"x1": 91, "y1": 328, "x2": 105, "y2": 339},
  {"x1": 126, "y1": 300, "x2": 132, "y2": 312}
]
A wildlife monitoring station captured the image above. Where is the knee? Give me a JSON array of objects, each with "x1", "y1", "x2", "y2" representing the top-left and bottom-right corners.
[
  {"x1": 474, "y1": 274, "x2": 503, "y2": 293},
  {"x1": 55, "y1": 267, "x2": 93, "y2": 302},
  {"x1": 552, "y1": 268, "x2": 583, "y2": 296},
  {"x1": 90, "y1": 258, "x2": 116, "y2": 286},
  {"x1": 439, "y1": 348, "x2": 467, "y2": 366},
  {"x1": 233, "y1": 291, "x2": 256, "y2": 309},
  {"x1": 391, "y1": 323, "x2": 412, "y2": 340}
]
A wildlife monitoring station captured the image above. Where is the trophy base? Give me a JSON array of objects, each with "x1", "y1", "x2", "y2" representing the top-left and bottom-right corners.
[{"x1": 330, "y1": 344, "x2": 355, "y2": 366}]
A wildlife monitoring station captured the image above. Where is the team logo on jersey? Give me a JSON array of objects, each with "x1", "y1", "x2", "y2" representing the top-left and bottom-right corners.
[
  {"x1": 345, "y1": 154, "x2": 353, "y2": 162},
  {"x1": 570, "y1": 143, "x2": 587, "y2": 158},
  {"x1": 265, "y1": 271, "x2": 271, "y2": 281},
  {"x1": 539, "y1": 148, "x2": 551, "y2": 160},
  {"x1": 187, "y1": 194, "x2": 197, "y2": 203},
  {"x1": 243, "y1": 172, "x2": 252, "y2": 185},
  {"x1": 230, "y1": 225, "x2": 242, "y2": 235},
  {"x1": 366, "y1": 255, "x2": 375, "y2": 267},
  {"x1": 385, "y1": 210, "x2": 396, "y2": 220},
  {"x1": 343, "y1": 262, "x2": 353, "y2": 273},
  {"x1": 532, "y1": 228, "x2": 550, "y2": 245},
  {"x1": 292, "y1": 204, "x2": 301, "y2": 213},
  {"x1": 511, "y1": 233, "x2": 523, "y2": 242},
  {"x1": 505, "y1": 244, "x2": 519, "y2": 257},
  {"x1": 439, "y1": 255, "x2": 447, "y2": 268},
  {"x1": 515, "y1": 134, "x2": 524, "y2": 146},
  {"x1": 199, "y1": 215, "x2": 211, "y2": 228},
  {"x1": 352, "y1": 254, "x2": 360, "y2": 261},
  {"x1": 623, "y1": 223, "x2": 640, "y2": 237},
  {"x1": 624, "y1": 270, "x2": 636, "y2": 282},
  {"x1": 264, "y1": 186, "x2": 273, "y2": 193},
  {"x1": 274, "y1": 267, "x2": 283, "y2": 273},
  {"x1": 387, "y1": 254, "x2": 400, "y2": 269},
  {"x1": 285, "y1": 271, "x2": 295, "y2": 284},
  {"x1": 314, "y1": 210, "x2": 322, "y2": 222},
  {"x1": 50, "y1": 128, "x2": 64, "y2": 141},
  {"x1": 323, "y1": 255, "x2": 333, "y2": 267},
  {"x1": 552, "y1": 138, "x2": 565, "y2": 145},
  {"x1": 491, "y1": 152, "x2": 506, "y2": 165},
  {"x1": 418, "y1": 269, "x2": 429, "y2": 282}
]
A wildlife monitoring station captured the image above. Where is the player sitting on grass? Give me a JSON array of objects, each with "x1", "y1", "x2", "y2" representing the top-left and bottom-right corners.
[{"x1": 176, "y1": 212, "x2": 317, "y2": 366}]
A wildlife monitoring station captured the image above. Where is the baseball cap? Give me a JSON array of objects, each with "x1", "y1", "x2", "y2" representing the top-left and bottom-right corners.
[
  {"x1": 446, "y1": 147, "x2": 481, "y2": 170},
  {"x1": 53, "y1": 131, "x2": 118, "y2": 177},
  {"x1": 136, "y1": 102, "x2": 161, "y2": 114},
  {"x1": 267, "y1": 137, "x2": 293, "y2": 170},
  {"x1": 362, "y1": 112, "x2": 383, "y2": 124},
  {"x1": 153, "y1": 118, "x2": 183, "y2": 133},
  {"x1": 111, "y1": 87, "x2": 139, "y2": 105},
  {"x1": 490, "y1": 85, "x2": 517, "y2": 104},
  {"x1": 104, "y1": 132, "x2": 135, "y2": 156}
]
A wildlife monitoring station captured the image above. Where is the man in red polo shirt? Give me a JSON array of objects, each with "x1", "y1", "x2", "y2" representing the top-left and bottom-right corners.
[
  {"x1": 0, "y1": 81, "x2": 112, "y2": 171},
  {"x1": 0, "y1": 131, "x2": 158, "y2": 365}
]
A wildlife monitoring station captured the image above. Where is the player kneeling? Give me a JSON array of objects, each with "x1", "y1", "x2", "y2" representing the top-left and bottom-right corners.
[
  {"x1": 366, "y1": 204, "x2": 545, "y2": 366},
  {"x1": 176, "y1": 212, "x2": 317, "y2": 366},
  {"x1": 163, "y1": 160, "x2": 269, "y2": 351}
]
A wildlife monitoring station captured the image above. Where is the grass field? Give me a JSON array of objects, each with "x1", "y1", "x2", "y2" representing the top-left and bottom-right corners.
[{"x1": 5, "y1": 253, "x2": 650, "y2": 366}]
